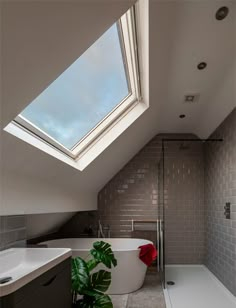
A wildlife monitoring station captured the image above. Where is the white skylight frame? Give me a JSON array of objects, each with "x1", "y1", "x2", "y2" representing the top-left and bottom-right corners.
[{"x1": 13, "y1": 7, "x2": 141, "y2": 161}]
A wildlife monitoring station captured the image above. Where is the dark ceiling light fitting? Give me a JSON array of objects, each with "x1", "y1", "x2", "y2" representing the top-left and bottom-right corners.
[
  {"x1": 215, "y1": 6, "x2": 229, "y2": 20},
  {"x1": 197, "y1": 62, "x2": 207, "y2": 70},
  {"x1": 179, "y1": 114, "x2": 186, "y2": 119}
]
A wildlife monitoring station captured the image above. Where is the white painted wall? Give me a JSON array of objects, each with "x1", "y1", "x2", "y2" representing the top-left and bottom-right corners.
[
  {"x1": 0, "y1": 0, "x2": 136, "y2": 217},
  {"x1": 1, "y1": 170, "x2": 96, "y2": 215}
]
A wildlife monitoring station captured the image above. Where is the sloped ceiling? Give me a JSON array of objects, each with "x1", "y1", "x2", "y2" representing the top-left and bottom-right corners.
[{"x1": 1, "y1": 0, "x2": 236, "y2": 215}]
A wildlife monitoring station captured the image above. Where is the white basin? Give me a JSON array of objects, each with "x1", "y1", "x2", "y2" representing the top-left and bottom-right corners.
[{"x1": 0, "y1": 248, "x2": 72, "y2": 297}]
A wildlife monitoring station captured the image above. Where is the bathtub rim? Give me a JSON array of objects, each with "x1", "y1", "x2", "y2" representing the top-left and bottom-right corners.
[{"x1": 40, "y1": 237, "x2": 153, "y2": 253}]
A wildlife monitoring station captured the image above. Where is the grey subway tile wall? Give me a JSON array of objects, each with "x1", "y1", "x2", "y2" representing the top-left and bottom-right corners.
[
  {"x1": 98, "y1": 136, "x2": 161, "y2": 239},
  {"x1": 0, "y1": 215, "x2": 26, "y2": 250},
  {"x1": 98, "y1": 134, "x2": 205, "y2": 264},
  {"x1": 58, "y1": 211, "x2": 98, "y2": 237},
  {"x1": 164, "y1": 141, "x2": 205, "y2": 264},
  {"x1": 205, "y1": 108, "x2": 236, "y2": 296}
]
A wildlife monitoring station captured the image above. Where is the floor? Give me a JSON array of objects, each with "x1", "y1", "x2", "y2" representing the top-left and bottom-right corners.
[
  {"x1": 165, "y1": 265, "x2": 236, "y2": 308},
  {"x1": 111, "y1": 272, "x2": 166, "y2": 308}
]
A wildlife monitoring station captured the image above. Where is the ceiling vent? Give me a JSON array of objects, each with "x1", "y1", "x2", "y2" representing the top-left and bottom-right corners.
[{"x1": 184, "y1": 94, "x2": 200, "y2": 103}]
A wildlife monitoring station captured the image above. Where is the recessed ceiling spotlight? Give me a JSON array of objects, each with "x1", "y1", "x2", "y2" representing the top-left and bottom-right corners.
[
  {"x1": 215, "y1": 6, "x2": 229, "y2": 20},
  {"x1": 197, "y1": 62, "x2": 207, "y2": 70},
  {"x1": 184, "y1": 94, "x2": 200, "y2": 103},
  {"x1": 179, "y1": 114, "x2": 186, "y2": 119},
  {"x1": 185, "y1": 95, "x2": 195, "y2": 102}
]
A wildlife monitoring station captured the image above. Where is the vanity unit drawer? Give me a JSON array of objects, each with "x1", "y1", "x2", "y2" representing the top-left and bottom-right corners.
[{"x1": 0, "y1": 258, "x2": 71, "y2": 308}]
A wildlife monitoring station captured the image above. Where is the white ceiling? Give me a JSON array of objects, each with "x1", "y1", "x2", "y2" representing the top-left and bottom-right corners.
[
  {"x1": 1, "y1": 0, "x2": 235, "y2": 214},
  {"x1": 151, "y1": 0, "x2": 236, "y2": 138}
]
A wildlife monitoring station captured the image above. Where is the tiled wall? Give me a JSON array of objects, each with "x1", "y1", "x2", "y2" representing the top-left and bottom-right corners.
[
  {"x1": 98, "y1": 134, "x2": 205, "y2": 264},
  {"x1": 98, "y1": 136, "x2": 161, "y2": 238},
  {"x1": 163, "y1": 141, "x2": 205, "y2": 264},
  {"x1": 0, "y1": 215, "x2": 26, "y2": 250},
  {"x1": 58, "y1": 211, "x2": 98, "y2": 238},
  {"x1": 205, "y1": 108, "x2": 236, "y2": 296}
]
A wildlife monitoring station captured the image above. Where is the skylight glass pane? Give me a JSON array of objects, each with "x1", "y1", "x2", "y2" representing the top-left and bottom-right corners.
[{"x1": 20, "y1": 23, "x2": 129, "y2": 149}]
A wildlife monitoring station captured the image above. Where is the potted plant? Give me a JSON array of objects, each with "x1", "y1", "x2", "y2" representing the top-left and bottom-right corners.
[{"x1": 71, "y1": 241, "x2": 117, "y2": 308}]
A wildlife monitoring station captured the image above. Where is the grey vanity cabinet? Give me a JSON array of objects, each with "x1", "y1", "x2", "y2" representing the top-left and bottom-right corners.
[{"x1": 0, "y1": 258, "x2": 71, "y2": 308}]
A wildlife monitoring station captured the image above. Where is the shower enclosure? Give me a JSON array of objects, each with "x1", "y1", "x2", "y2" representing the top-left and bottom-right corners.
[{"x1": 158, "y1": 138, "x2": 222, "y2": 289}]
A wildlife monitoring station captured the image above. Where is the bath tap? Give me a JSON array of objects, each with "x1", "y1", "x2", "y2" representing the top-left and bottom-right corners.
[
  {"x1": 98, "y1": 220, "x2": 105, "y2": 238},
  {"x1": 98, "y1": 221, "x2": 110, "y2": 238}
]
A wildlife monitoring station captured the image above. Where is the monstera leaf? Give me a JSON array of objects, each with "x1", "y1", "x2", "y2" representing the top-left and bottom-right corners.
[
  {"x1": 76, "y1": 294, "x2": 112, "y2": 308},
  {"x1": 72, "y1": 257, "x2": 89, "y2": 293},
  {"x1": 94, "y1": 294, "x2": 113, "y2": 308},
  {"x1": 77, "y1": 270, "x2": 111, "y2": 297},
  {"x1": 71, "y1": 241, "x2": 117, "y2": 308},
  {"x1": 87, "y1": 259, "x2": 99, "y2": 272},
  {"x1": 90, "y1": 241, "x2": 117, "y2": 269},
  {"x1": 91, "y1": 270, "x2": 111, "y2": 293}
]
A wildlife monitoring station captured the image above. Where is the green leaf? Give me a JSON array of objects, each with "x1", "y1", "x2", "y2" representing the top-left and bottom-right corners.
[
  {"x1": 90, "y1": 241, "x2": 117, "y2": 269},
  {"x1": 72, "y1": 242, "x2": 116, "y2": 307},
  {"x1": 94, "y1": 294, "x2": 113, "y2": 308},
  {"x1": 75, "y1": 294, "x2": 112, "y2": 308},
  {"x1": 82, "y1": 288, "x2": 103, "y2": 297},
  {"x1": 87, "y1": 258, "x2": 99, "y2": 272},
  {"x1": 91, "y1": 270, "x2": 111, "y2": 293},
  {"x1": 76, "y1": 295, "x2": 95, "y2": 308},
  {"x1": 72, "y1": 257, "x2": 89, "y2": 293}
]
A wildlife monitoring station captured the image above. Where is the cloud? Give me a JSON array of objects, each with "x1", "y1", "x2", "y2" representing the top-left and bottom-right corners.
[{"x1": 21, "y1": 23, "x2": 129, "y2": 149}]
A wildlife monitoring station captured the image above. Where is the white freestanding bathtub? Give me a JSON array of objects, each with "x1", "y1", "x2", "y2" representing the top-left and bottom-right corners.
[{"x1": 41, "y1": 238, "x2": 152, "y2": 294}]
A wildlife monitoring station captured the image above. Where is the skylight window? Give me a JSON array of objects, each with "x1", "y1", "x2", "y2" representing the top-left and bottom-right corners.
[
  {"x1": 19, "y1": 24, "x2": 129, "y2": 149},
  {"x1": 13, "y1": 8, "x2": 141, "y2": 160}
]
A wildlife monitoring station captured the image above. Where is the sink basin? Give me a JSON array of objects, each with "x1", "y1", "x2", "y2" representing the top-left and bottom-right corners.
[{"x1": 0, "y1": 248, "x2": 71, "y2": 297}]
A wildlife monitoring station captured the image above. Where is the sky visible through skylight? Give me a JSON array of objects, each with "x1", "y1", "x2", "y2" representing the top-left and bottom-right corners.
[{"x1": 20, "y1": 23, "x2": 129, "y2": 149}]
